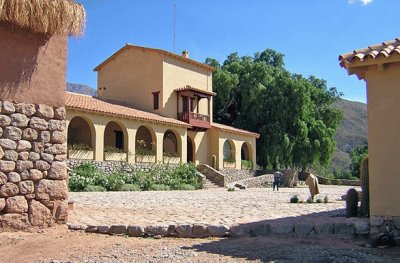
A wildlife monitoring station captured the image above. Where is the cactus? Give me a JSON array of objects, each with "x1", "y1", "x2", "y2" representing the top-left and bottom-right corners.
[
  {"x1": 360, "y1": 156, "x2": 370, "y2": 217},
  {"x1": 346, "y1": 188, "x2": 358, "y2": 218}
]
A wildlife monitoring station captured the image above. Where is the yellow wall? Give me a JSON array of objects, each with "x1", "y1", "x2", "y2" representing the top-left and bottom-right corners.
[
  {"x1": 206, "y1": 128, "x2": 257, "y2": 170},
  {"x1": 97, "y1": 48, "x2": 163, "y2": 113},
  {"x1": 97, "y1": 47, "x2": 213, "y2": 120},
  {"x1": 364, "y1": 62, "x2": 400, "y2": 216},
  {"x1": 188, "y1": 130, "x2": 210, "y2": 166},
  {"x1": 66, "y1": 109, "x2": 187, "y2": 164},
  {"x1": 162, "y1": 57, "x2": 213, "y2": 119}
]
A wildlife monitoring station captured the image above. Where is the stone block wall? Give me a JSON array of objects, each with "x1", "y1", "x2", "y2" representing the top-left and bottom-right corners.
[
  {"x1": 234, "y1": 174, "x2": 274, "y2": 188},
  {"x1": 0, "y1": 101, "x2": 67, "y2": 230},
  {"x1": 220, "y1": 169, "x2": 256, "y2": 184},
  {"x1": 369, "y1": 216, "x2": 400, "y2": 237},
  {"x1": 67, "y1": 159, "x2": 178, "y2": 174}
]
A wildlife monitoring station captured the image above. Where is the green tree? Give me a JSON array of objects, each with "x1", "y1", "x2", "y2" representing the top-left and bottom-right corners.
[
  {"x1": 349, "y1": 141, "x2": 368, "y2": 178},
  {"x1": 206, "y1": 49, "x2": 343, "y2": 170}
]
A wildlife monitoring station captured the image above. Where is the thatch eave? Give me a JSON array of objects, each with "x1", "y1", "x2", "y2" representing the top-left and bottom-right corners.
[{"x1": 0, "y1": 0, "x2": 86, "y2": 36}]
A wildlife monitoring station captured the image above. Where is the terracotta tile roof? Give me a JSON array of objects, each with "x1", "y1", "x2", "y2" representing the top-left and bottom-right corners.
[
  {"x1": 212, "y1": 123, "x2": 260, "y2": 138},
  {"x1": 174, "y1": 85, "x2": 216, "y2": 96},
  {"x1": 94, "y1": 44, "x2": 215, "y2": 72},
  {"x1": 65, "y1": 92, "x2": 191, "y2": 128},
  {"x1": 339, "y1": 38, "x2": 400, "y2": 67}
]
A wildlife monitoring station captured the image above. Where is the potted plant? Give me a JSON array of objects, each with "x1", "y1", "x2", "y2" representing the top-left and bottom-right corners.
[
  {"x1": 67, "y1": 143, "x2": 94, "y2": 160},
  {"x1": 135, "y1": 140, "x2": 156, "y2": 163},
  {"x1": 223, "y1": 157, "x2": 236, "y2": 168},
  {"x1": 163, "y1": 151, "x2": 180, "y2": 164},
  {"x1": 104, "y1": 146, "x2": 127, "y2": 161}
]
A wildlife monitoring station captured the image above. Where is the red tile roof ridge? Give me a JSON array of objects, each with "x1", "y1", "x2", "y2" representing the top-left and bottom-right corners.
[
  {"x1": 94, "y1": 44, "x2": 215, "y2": 72},
  {"x1": 339, "y1": 38, "x2": 400, "y2": 65},
  {"x1": 65, "y1": 92, "x2": 191, "y2": 128}
]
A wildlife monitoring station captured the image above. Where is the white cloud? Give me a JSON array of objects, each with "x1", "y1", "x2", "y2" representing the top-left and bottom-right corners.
[{"x1": 348, "y1": 0, "x2": 373, "y2": 5}]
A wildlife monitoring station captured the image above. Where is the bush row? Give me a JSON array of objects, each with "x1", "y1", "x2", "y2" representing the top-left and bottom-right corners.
[{"x1": 68, "y1": 162, "x2": 203, "y2": 192}]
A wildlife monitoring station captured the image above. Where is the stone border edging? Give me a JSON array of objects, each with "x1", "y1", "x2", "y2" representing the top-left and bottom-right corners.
[{"x1": 67, "y1": 218, "x2": 370, "y2": 238}]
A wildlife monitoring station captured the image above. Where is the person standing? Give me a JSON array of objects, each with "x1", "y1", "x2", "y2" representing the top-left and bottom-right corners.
[{"x1": 273, "y1": 171, "x2": 283, "y2": 191}]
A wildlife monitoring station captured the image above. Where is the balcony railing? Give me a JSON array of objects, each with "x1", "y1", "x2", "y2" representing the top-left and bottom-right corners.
[{"x1": 178, "y1": 112, "x2": 211, "y2": 129}]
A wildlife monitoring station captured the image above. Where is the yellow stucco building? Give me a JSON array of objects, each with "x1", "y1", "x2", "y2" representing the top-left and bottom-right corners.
[
  {"x1": 66, "y1": 44, "x2": 259, "y2": 170},
  {"x1": 340, "y1": 38, "x2": 400, "y2": 234}
]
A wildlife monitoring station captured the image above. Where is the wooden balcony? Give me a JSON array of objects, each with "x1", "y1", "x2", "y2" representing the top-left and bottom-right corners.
[{"x1": 178, "y1": 112, "x2": 211, "y2": 130}]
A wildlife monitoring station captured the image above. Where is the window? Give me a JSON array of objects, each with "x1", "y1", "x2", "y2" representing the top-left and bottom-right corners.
[{"x1": 152, "y1": 91, "x2": 160, "y2": 110}]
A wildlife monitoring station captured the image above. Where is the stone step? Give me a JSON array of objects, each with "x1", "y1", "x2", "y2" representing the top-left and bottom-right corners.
[
  {"x1": 203, "y1": 178, "x2": 223, "y2": 189},
  {"x1": 68, "y1": 217, "x2": 370, "y2": 239}
]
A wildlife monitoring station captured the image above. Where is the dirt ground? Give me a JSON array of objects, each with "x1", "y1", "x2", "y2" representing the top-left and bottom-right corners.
[{"x1": 1, "y1": 226, "x2": 400, "y2": 263}]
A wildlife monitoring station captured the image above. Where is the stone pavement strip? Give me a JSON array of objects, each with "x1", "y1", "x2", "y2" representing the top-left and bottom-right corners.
[{"x1": 68, "y1": 185, "x2": 368, "y2": 238}]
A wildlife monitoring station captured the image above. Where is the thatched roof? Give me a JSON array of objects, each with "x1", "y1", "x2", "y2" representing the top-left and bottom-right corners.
[{"x1": 0, "y1": 0, "x2": 86, "y2": 36}]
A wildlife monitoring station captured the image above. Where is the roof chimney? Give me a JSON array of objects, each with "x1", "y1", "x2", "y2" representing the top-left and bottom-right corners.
[{"x1": 182, "y1": 50, "x2": 189, "y2": 58}]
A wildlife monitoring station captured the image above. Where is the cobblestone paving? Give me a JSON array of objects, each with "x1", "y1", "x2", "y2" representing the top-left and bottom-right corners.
[{"x1": 68, "y1": 185, "x2": 359, "y2": 227}]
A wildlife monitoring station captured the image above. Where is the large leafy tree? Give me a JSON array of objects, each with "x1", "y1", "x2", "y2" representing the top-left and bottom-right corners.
[
  {"x1": 206, "y1": 49, "x2": 343, "y2": 170},
  {"x1": 349, "y1": 141, "x2": 368, "y2": 178}
]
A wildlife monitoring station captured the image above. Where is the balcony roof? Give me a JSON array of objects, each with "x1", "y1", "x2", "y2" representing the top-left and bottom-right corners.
[{"x1": 174, "y1": 85, "x2": 216, "y2": 97}]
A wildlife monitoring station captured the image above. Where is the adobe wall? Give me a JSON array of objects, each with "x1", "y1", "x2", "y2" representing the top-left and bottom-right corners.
[
  {"x1": 0, "y1": 22, "x2": 68, "y2": 230},
  {"x1": 0, "y1": 22, "x2": 67, "y2": 107},
  {"x1": 366, "y1": 63, "x2": 400, "y2": 217}
]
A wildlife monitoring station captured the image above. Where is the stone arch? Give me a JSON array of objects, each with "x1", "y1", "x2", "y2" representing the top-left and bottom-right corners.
[
  {"x1": 103, "y1": 120, "x2": 128, "y2": 152},
  {"x1": 241, "y1": 142, "x2": 252, "y2": 161},
  {"x1": 223, "y1": 139, "x2": 235, "y2": 161},
  {"x1": 241, "y1": 141, "x2": 253, "y2": 169},
  {"x1": 163, "y1": 129, "x2": 182, "y2": 157},
  {"x1": 67, "y1": 116, "x2": 95, "y2": 150},
  {"x1": 136, "y1": 125, "x2": 156, "y2": 155}
]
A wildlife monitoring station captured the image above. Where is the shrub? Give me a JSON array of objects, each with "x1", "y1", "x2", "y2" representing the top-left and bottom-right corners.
[
  {"x1": 223, "y1": 157, "x2": 235, "y2": 163},
  {"x1": 241, "y1": 160, "x2": 253, "y2": 170},
  {"x1": 228, "y1": 187, "x2": 235, "y2": 191},
  {"x1": 307, "y1": 197, "x2": 314, "y2": 203},
  {"x1": 316, "y1": 198, "x2": 323, "y2": 203},
  {"x1": 176, "y1": 184, "x2": 196, "y2": 190},
  {"x1": 69, "y1": 162, "x2": 103, "y2": 191},
  {"x1": 83, "y1": 185, "x2": 106, "y2": 192},
  {"x1": 104, "y1": 146, "x2": 125, "y2": 153},
  {"x1": 149, "y1": 184, "x2": 170, "y2": 191},
  {"x1": 290, "y1": 195, "x2": 299, "y2": 203},
  {"x1": 104, "y1": 171, "x2": 126, "y2": 191},
  {"x1": 324, "y1": 196, "x2": 329, "y2": 203},
  {"x1": 163, "y1": 152, "x2": 180, "y2": 158},
  {"x1": 120, "y1": 184, "x2": 141, "y2": 191},
  {"x1": 67, "y1": 143, "x2": 93, "y2": 151}
]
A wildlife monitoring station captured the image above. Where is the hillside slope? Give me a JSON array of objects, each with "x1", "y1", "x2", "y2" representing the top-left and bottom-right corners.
[
  {"x1": 330, "y1": 99, "x2": 367, "y2": 171},
  {"x1": 66, "y1": 82, "x2": 96, "y2": 96}
]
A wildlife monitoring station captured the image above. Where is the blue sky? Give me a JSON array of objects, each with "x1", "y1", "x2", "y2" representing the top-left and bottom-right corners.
[{"x1": 68, "y1": 0, "x2": 398, "y2": 103}]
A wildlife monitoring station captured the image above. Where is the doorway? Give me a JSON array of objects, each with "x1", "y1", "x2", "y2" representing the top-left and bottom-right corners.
[{"x1": 187, "y1": 137, "x2": 194, "y2": 163}]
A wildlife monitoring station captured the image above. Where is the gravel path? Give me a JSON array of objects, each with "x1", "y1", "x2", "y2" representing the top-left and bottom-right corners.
[{"x1": 69, "y1": 185, "x2": 359, "y2": 227}]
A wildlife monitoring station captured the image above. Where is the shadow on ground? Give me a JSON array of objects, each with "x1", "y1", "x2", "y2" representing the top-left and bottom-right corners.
[{"x1": 181, "y1": 210, "x2": 400, "y2": 263}]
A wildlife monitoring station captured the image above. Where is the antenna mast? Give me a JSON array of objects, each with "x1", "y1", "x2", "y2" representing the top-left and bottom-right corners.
[{"x1": 173, "y1": 2, "x2": 176, "y2": 53}]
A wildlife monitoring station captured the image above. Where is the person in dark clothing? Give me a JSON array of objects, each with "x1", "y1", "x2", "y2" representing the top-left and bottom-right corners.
[{"x1": 273, "y1": 171, "x2": 283, "y2": 191}]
